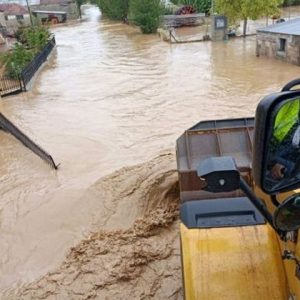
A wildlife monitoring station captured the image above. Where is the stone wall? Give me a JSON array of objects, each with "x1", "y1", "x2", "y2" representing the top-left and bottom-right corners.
[
  {"x1": 31, "y1": 3, "x2": 79, "y2": 20},
  {"x1": 160, "y1": 14, "x2": 205, "y2": 28},
  {"x1": 256, "y1": 32, "x2": 300, "y2": 66}
]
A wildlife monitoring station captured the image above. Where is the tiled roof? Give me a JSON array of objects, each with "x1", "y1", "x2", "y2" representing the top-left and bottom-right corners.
[
  {"x1": 257, "y1": 18, "x2": 300, "y2": 36},
  {"x1": 0, "y1": 3, "x2": 28, "y2": 15}
]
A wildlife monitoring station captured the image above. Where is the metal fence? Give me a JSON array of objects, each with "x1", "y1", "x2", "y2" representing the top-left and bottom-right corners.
[
  {"x1": 21, "y1": 36, "x2": 56, "y2": 88},
  {"x1": 0, "y1": 36, "x2": 56, "y2": 97},
  {"x1": 0, "y1": 75, "x2": 22, "y2": 97},
  {"x1": 0, "y1": 112, "x2": 58, "y2": 169}
]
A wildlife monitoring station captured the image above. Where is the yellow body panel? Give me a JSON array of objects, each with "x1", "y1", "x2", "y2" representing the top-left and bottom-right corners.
[
  {"x1": 283, "y1": 239, "x2": 300, "y2": 299},
  {"x1": 255, "y1": 187, "x2": 300, "y2": 299},
  {"x1": 181, "y1": 223, "x2": 288, "y2": 300},
  {"x1": 295, "y1": 241, "x2": 300, "y2": 296}
]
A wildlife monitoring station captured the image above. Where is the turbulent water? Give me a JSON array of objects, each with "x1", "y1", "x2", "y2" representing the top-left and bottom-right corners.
[{"x1": 0, "y1": 5, "x2": 300, "y2": 298}]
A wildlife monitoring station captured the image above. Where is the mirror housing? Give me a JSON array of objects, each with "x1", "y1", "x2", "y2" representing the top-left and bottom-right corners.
[
  {"x1": 274, "y1": 193, "x2": 300, "y2": 232},
  {"x1": 253, "y1": 87, "x2": 300, "y2": 194}
]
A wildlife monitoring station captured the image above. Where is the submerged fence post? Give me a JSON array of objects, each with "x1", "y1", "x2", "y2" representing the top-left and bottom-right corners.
[
  {"x1": 19, "y1": 73, "x2": 26, "y2": 91},
  {"x1": 19, "y1": 36, "x2": 56, "y2": 92}
]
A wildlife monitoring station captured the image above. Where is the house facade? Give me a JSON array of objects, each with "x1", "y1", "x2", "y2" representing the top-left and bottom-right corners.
[
  {"x1": 32, "y1": 10, "x2": 67, "y2": 24},
  {"x1": 0, "y1": 3, "x2": 31, "y2": 34},
  {"x1": 256, "y1": 18, "x2": 300, "y2": 66},
  {"x1": 31, "y1": 0, "x2": 79, "y2": 20}
]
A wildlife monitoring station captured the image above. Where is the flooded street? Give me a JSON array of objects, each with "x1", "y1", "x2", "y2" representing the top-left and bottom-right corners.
[{"x1": 1, "y1": 5, "x2": 300, "y2": 297}]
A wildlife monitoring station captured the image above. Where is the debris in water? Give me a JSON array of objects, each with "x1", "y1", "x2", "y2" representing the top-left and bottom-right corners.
[{"x1": 12, "y1": 152, "x2": 182, "y2": 299}]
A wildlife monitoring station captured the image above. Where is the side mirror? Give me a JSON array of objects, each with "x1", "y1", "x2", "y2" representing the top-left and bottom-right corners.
[
  {"x1": 253, "y1": 80, "x2": 300, "y2": 194},
  {"x1": 274, "y1": 194, "x2": 300, "y2": 231}
]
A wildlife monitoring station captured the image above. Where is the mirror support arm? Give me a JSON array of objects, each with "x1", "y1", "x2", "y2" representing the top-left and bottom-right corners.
[
  {"x1": 271, "y1": 195, "x2": 280, "y2": 207},
  {"x1": 240, "y1": 178, "x2": 283, "y2": 235}
]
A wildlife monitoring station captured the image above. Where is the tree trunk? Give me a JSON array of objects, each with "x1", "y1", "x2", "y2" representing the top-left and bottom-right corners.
[
  {"x1": 243, "y1": 18, "x2": 247, "y2": 36},
  {"x1": 76, "y1": 0, "x2": 82, "y2": 19}
]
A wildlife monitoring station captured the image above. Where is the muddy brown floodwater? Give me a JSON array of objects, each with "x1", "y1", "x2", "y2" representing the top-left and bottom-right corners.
[{"x1": 1, "y1": 5, "x2": 300, "y2": 299}]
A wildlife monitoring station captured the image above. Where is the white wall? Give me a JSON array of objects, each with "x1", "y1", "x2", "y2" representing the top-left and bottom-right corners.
[
  {"x1": 0, "y1": 12, "x2": 5, "y2": 26},
  {"x1": 0, "y1": 0, "x2": 40, "y2": 5}
]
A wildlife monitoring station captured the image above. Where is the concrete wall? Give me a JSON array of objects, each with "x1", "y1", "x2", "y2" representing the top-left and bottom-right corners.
[
  {"x1": 0, "y1": 12, "x2": 6, "y2": 27},
  {"x1": 31, "y1": 3, "x2": 79, "y2": 20},
  {"x1": 0, "y1": 14, "x2": 5, "y2": 45},
  {"x1": 256, "y1": 32, "x2": 300, "y2": 66}
]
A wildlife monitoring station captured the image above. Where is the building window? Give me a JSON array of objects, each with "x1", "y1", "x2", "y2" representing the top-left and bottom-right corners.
[
  {"x1": 279, "y1": 38, "x2": 286, "y2": 52},
  {"x1": 16, "y1": 15, "x2": 24, "y2": 20},
  {"x1": 4, "y1": 16, "x2": 8, "y2": 21}
]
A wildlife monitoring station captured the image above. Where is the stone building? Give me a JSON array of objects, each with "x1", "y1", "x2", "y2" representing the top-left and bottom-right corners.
[
  {"x1": 0, "y1": 3, "x2": 31, "y2": 34},
  {"x1": 256, "y1": 18, "x2": 300, "y2": 66},
  {"x1": 31, "y1": 0, "x2": 79, "y2": 20}
]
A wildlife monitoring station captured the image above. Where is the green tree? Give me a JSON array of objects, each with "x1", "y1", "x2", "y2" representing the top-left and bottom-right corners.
[
  {"x1": 215, "y1": 0, "x2": 283, "y2": 36},
  {"x1": 282, "y1": 0, "x2": 300, "y2": 5},
  {"x1": 97, "y1": 0, "x2": 129, "y2": 20},
  {"x1": 129, "y1": 0, "x2": 162, "y2": 33},
  {"x1": 76, "y1": 0, "x2": 86, "y2": 19}
]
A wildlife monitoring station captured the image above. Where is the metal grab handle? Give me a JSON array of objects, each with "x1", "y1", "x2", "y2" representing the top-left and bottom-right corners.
[{"x1": 281, "y1": 78, "x2": 300, "y2": 92}]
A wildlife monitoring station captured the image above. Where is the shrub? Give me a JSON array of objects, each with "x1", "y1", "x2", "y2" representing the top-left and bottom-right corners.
[
  {"x1": 2, "y1": 26, "x2": 51, "y2": 79},
  {"x1": 2, "y1": 44, "x2": 34, "y2": 79},
  {"x1": 15, "y1": 26, "x2": 50, "y2": 53},
  {"x1": 129, "y1": 0, "x2": 162, "y2": 33}
]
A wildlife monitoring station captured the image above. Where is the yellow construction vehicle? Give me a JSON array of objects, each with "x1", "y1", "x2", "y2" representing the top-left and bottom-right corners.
[{"x1": 176, "y1": 79, "x2": 300, "y2": 299}]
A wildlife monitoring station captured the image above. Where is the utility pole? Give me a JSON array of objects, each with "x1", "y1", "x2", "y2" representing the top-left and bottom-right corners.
[{"x1": 25, "y1": 0, "x2": 34, "y2": 26}]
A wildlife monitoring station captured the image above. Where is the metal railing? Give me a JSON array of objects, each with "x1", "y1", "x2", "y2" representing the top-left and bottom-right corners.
[
  {"x1": 0, "y1": 75, "x2": 22, "y2": 97},
  {"x1": 0, "y1": 112, "x2": 58, "y2": 169},
  {"x1": 0, "y1": 37, "x2": 58, "y2": 169},
  {"x1": 21, "y1": 36, "x2": 56, "y2": 89}
]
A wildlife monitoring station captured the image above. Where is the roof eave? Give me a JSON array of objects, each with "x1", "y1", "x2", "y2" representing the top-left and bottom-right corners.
[{"x1": 257, "y1": 30, "x2": 300, "y2": 36}]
